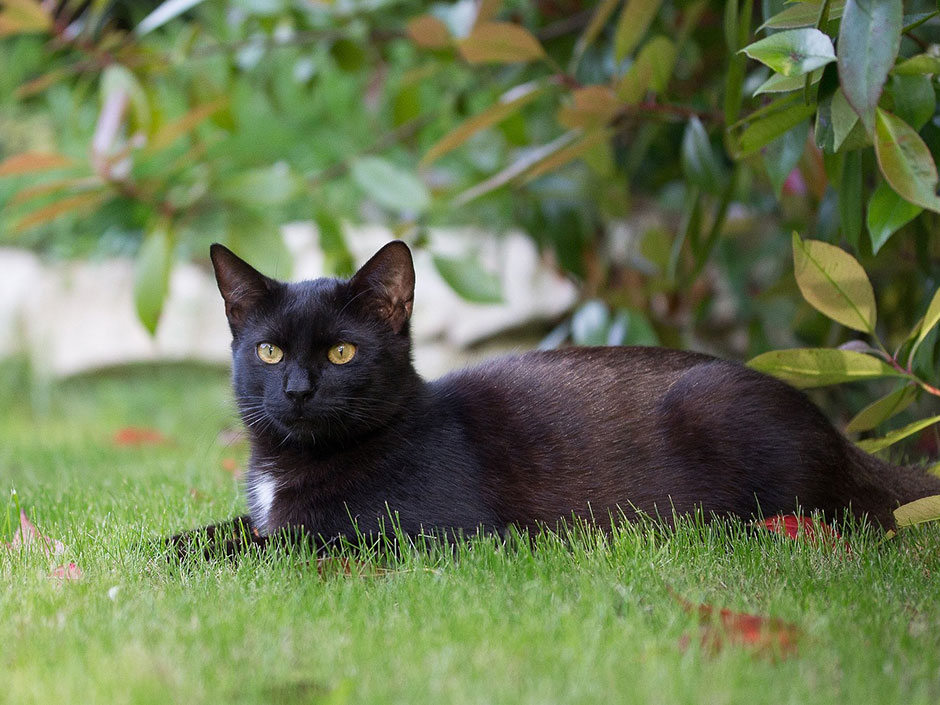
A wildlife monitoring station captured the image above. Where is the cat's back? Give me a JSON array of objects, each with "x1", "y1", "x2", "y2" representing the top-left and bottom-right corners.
[{"x1": 433, "y1": 345, "x2": 716, "y2": 409}]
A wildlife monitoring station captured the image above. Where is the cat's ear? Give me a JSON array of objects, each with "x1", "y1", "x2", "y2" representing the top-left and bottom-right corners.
[
  {"x1": 210, "y1": 244, "x2": 276, "y2": 331},
  {"x1": 348, "y1": 241, "x2": 415, "y2": 334}
]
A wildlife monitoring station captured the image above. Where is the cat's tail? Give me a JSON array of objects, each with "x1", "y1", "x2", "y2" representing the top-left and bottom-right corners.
[{"x1": 843, "y1": 443, "x2": 940, "y2": 527}]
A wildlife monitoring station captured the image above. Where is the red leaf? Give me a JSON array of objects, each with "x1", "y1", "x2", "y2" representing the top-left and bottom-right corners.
[
  {"x1": 760, "y1": 514, "x2": 849, "y2": 551},
  {"x1": 112, "y1": 426, "x2": 171, "y2": 447},
  {"x1": 671, "y1": 588, "x2": 800, "y2": 658}
]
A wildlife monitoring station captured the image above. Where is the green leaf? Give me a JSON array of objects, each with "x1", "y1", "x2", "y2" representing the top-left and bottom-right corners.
[
  {"x1": 747, "y1": 348, "x2": 902, "y2": 388},
  {"x1": 753, "y1": 68, "x2": 823, "y2": 95},
  {"x1": 830, "y1": 88, "x2": 860, "y2": 152},
  {"x1": 838, "y1": 150, "x2": 863, "y2": 248},
  {"x1": 733, "y1": 98, "x2": 816, "y2": 156},
  {"x1": 457, "y1": 21, "x2": 546, "y2": 64},
  {"x1": 741, "y1": 28, "x2": 835, "y2": 77},
  {"x1": 453, "y1": 131, "x2": 579, "y2": 206},
  {"x1": 909, "y1": 285, "x2": 940, "y2": 361},
  {"x1": 857, "y1": 413, "x2": 940, "y2": 453},
  {"x1": 136, "y1": 0, "x2": 208, "y2": 36},
  {"x1": 134, "y1": 224, "x2": 173, "y2": 335},
  {"x1": 226, "y1": 213, "x2": 292, "y2": 280},
  {"x1": 422, "y1": 82, "x2": 546, "y2": 165},
  {"x1": 681, "y1": 116, "x2": 726, "y2": 194},
  {"x1": 890, "y1": 74, "x2": 935, "y2": 131},
  {"x1": 763, "y1": 120, "x2": 808, "y2": 197},
  {"x1": 845, "y1": 384, "x2": 918, "y2": 433},
  {"x1": 893, "y1": 53, "x2": 940, "y2": 76},
  {"x1": 761, "y1": 0, "x2": 845, "y2": 29},
  {"x1": 792, "y1": 233, "x2": 877, "y2": 333},
  {"x1": 614, "y1": 0, "x2": 665, "y2": 61},
  {"x1": 837, "y1": 0, "x2": 902, "y2": 135},
  {"x1": 616, "y1": 36, "x2": 676, "y2": 104},
  {"x1": 866, "y1": 179, "x2": 922, "y2": 254},
  {"x1": 572, "y1": 0, "x2": 621, "y2": 65},
  {"x1": 217, "y1": 163, "x2": 304, "y2": 207},
  {"x1": 519, "y1": 129, "x2": 612, "y2": 184},
  {"x1": 350, "y1": 157, "x2": 430, "y2": 215},
  {"x1": 313, "y1": 208, "x2": 354, "y2": 277},
  {"x1": 432, "y1": 255, "x2": 502, "y2": 303},
  {"x1": 723, "y1": 0, "x2": 753, "y2": 127},
  {"x1": 893, "y1": 494, "x2": 940, "y2": 528},
  {"x1": 874, "y1": 108, "x2": 940, "y2": 213}
]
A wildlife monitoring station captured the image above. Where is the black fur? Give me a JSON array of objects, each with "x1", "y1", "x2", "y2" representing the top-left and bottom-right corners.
[{"x1": 172, "y1": 241, "x2": 940, "y2": 555}]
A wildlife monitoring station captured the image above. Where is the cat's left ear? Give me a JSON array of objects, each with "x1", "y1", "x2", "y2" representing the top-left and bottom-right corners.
[{"x1": 349, "y1": 241, "x2": 415, "y2": 334}]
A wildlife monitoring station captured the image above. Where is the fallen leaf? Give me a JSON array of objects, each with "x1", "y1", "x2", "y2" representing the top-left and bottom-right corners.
[
  {"x1": 759, "y1": 514, "x2": 849, "y2": 552},
  {"x1": 7, "y1": 510, "x2": 65, "y2": 557},
  {"x1": 112, "y1": 426, "x2": 171, "y2": 447},
  {"x1": 6, "y1": 511, "x2": 82, "y2": 580},
  {"x1": 50, "y1": 562, "x2": 83, "y2": 581},
  {"x1": 221, "y1": 457, "x2": 243, "y2": 478},
  {"x1": 671, "y1": 588, "x2": 800, "y2": 658}
]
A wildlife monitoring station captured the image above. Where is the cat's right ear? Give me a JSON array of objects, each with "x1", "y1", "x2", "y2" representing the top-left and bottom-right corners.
[{"x1": 210, "y1": 244, "x2": 275, "y2": 332}]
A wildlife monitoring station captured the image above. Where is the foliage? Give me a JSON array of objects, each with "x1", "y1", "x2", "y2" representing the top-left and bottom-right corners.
[{"x1": 0, "y1": 0, "x2": 939, "y2": 454}]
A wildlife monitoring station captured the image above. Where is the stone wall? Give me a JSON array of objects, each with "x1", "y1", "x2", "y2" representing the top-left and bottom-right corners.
[{"x1": 0, "y1": 225, "x2": 578, "y2": 379}]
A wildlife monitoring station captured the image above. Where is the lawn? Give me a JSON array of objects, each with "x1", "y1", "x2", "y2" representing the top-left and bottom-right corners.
[{"x1": 1, "y1": 361, "x2": 939, "y2": 705}]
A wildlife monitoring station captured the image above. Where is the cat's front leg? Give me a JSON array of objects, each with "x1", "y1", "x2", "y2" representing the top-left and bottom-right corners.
[{"x1": 166, "y1": 514, "x2": 268, "y2": 560}]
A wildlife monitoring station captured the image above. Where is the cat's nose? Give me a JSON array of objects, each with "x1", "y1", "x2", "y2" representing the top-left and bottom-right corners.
[
  {"x1": 285, "y1": 388, "x2": 313, "y2": 405},
  {"x1": 284, "y1": 368, "x2": 314, "y2": 405}
]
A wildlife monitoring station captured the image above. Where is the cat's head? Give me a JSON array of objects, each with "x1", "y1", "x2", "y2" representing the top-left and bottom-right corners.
[{"x1": 210, "y1": 241, "x2": 418, "y2": 447}]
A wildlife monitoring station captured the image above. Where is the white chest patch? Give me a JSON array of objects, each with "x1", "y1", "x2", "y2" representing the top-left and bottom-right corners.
[{"x1": 249, "y1": 474, "x2": 278, "y2": 532}]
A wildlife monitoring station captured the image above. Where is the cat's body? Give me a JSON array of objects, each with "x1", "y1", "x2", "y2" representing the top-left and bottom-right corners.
[{"x1": 190, "y1": 241, "x2": 940, "y2": 551}]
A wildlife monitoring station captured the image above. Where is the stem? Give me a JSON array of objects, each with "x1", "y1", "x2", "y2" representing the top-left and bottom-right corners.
[{"x1": 876, "y1": 350, "x2": 940, "y2": 398}]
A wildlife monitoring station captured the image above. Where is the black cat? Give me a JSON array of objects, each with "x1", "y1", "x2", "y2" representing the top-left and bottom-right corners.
[{"x1": 174, "y1": 240, "x2": 940, "y2": 554}]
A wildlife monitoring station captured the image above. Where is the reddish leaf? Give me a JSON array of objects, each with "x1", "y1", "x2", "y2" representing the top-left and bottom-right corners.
[
  {"x1": 406, "y1": 14, "x2": 452, "y2": 49},
  {"x1": 51, "y1": 562, "x2": 83, "y2": 581},
  {"x1": 221, "y1": 457, "x2": 243, "y2": 478},
  {"x1": 672, "y1": 589, "x2": 801, "y2": 657},
  {"x1": 0, "y1": 0, "x2": 52, "y2": 37},
  {"x1": 147, "y1": 98, "x2": 228, "y2": 151},
  {"x1": 421, "y1": 81, "x2": 546, "y2": 166},
  {"x1": 557, "y1": 86, "x2": 623, "y2": 129},
  {"x1": 457, "y1": 21, "x2": 546, "y2": 64},
  {"x1": 0, "y1": 151, "x2": 74, "y2": 176},
  {"x1": 759, "y1": 514, "x2": 849, "y2": 551},
  {"x1": 6, "y1": 510, "x2": 66, "y2": 557},
  {"x1": 112, "y1": 426, "x2": 171, "y2": 447},
  {"x1": 11, "y1": 191, "x2": 107, "y2": 233},
  {"x1": 696, "y1": 604, "x2": 801, "y2": 656}
]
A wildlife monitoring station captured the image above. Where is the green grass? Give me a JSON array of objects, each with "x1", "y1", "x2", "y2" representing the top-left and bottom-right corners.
[{"x1": 2, "y1": 361, "x2": 940, "y2": 705}]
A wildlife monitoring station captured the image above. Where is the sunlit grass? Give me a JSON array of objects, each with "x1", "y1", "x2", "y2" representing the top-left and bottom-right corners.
[{"x1": 1, "y1": 361, "x2": 939, "y2": 705}]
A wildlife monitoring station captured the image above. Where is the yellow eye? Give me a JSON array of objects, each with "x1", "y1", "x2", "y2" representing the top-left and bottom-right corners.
[
  {"x1": 256, "y1": 343, "x2": 283, "y2": 364},
  {"x1": 327, "y1": 342, "x2": 357, "y2": 365}
]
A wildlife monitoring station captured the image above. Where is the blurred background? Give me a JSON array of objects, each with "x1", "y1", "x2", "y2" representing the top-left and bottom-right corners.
[{"x1": 0, "y1": 0, "x2": 939, "y2": 460}]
